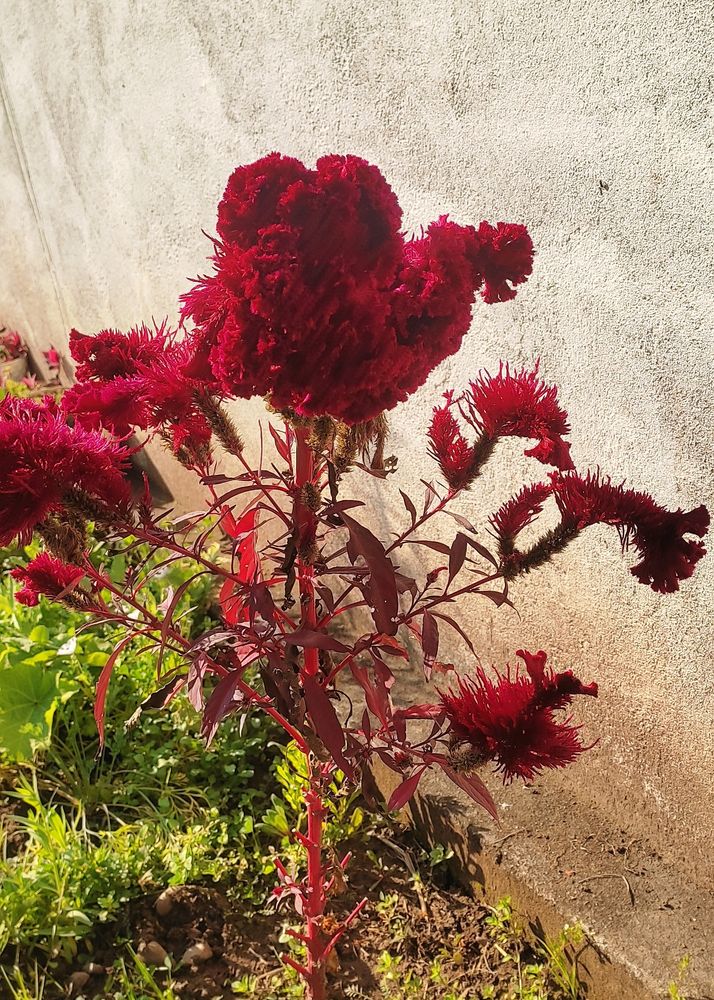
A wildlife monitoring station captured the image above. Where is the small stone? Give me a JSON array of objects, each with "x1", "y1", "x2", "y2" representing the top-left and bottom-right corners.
[
  {"x1": 139, "y1": 940, "x2": 169, "y2": 966},
  {"x1": 84, "y1": 962, "x2": 105, "y2": 975},
  {"x1": 181, "y1": 940, "x2": 213, "y2": 965},
  {"x1": 155, "y1": 888, "x2": 175, "y2": 917},
  {"x1": 68, "y1": 971, "x2": 91, "y2": 993}
]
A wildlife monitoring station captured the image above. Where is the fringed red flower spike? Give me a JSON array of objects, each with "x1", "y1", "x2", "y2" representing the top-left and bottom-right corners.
[
  {"x1": 439, "y1": 650, "x2": 598, "y2": 783},
  {"x1": 181, "y1": 153, "x2": 534, "y2": 424},
  {"x1": 466, "y1": 363, "x2": 574, "y2": 470},
  {"x1": 550, "y1": 471, "x2": 710, "y2": 594},
  {"x1": 11, "y1": 553, "x2": 84, "y2": 607},
  {"x1": 428, "y1": 363, "x2": 572, "y2": 491},
  {"x1": 69, "y1": 323, "x2": 170, "y2": 382},
  {"x1": 0, "y1": 396, "x2": 132, "y2": 545},
  {"x1": 427, "y1": 394, "x2": 476, "y2": 491},
  {"x1": 490, "y1": 482, "x2": 555, "y2": 551}
]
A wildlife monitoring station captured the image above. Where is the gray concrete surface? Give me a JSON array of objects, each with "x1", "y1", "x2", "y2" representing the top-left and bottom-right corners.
[{"x1": 1, "y1": 2, "x2": 712, "y2": 993}]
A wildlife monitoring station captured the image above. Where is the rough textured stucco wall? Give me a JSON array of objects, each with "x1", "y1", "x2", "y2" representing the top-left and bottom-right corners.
[{"x1": 1, "y1": 0, "x2": 712, "y2": 906}]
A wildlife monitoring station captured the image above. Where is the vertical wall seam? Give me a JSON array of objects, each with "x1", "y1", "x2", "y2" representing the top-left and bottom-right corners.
[{"x1": 0, "y1": 51, "x2": 71, "y2": 335}]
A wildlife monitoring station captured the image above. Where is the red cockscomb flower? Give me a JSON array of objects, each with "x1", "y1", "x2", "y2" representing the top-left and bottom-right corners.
[
  {"x1": 466, "y1": 363, "x2": 574, "y2": 470},
  {"x1": 472, "y1": 222, "x2": 535, "y2": 304},
  {"x1": 428, "y1": 394, "x2": 475, "y2": 490},
  {"x1": 67, "y1": 324, "x2": 216, "y2": 459},
  {"x1": 490, "y1": 481, "x2": 554, "y2": 547},
  {"x1": 439, "y1": 649, "x2": 598, "y2": 783},
  {"x1": 427, "y1": 364, "x2": 571, "y2": 489},
  {"x1": 11, "y1": 553, "x2": 84, "y2": 607},
  {"x1": 181, "y1": 153, "x2": 534, "y2": 424},
  {"x1": 551, "y1": 471, "x2": 710, "y2": 594},
  {"x1": 63, "y1": 379, "x2": 150, "y2": 436},
  {"x1": 0, "y1": 396, "x2": 132, "y2": 544},
  {"x1": 70, "y1": 323, "x2": 170, "y2": 382}
]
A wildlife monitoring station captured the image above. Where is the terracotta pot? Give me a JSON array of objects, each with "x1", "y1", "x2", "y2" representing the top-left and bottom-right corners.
[{"x1": 0, "y1": 355, "x2": 28, "y2": 382}]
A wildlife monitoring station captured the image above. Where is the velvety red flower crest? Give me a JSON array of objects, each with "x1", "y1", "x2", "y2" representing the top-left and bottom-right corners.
[
  {"x1": 11, "y1": 553, "x2": 84, "y2": 607},
  {"x1": 181, "y1": 153, "x2": 534, "y2": 423},
  {"x1": 439, "y1": 649, "x2": 597, "y2": 783}
]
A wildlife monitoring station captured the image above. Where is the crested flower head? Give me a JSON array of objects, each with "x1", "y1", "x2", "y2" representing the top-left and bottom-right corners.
[
  {"x1": 62, "y1": 378, "x2": 150, "y2": 436},
  {"x1": 428, "y1": 394, "x2": 476, "y2": 490},
  {"x1": 70, "y1": 323, "x2": 170, "y2": 382},
  {"x1": 439, "y1": 649, "x2": 598, "y2": 783},
  {"x1": 472, "y1": 221, "x2": 534, "y2": 304},
  {"x1": 11, "y1": 553, "x2": 84, "y2": 607},
  {"x1": 490, "y1": 481, "x2": 554, "y2": 547},
  {"x1": 551, "y1": 471, "x2": 709, "y2": 593},
  {"x1": 181, "y1": 153, "x2": 534, "y2": 424},
  {"x1": 0, "y1": 395, "x2": 132, "y2": 545},
  {"x1": 466, "y1": 363, "x2": 574, "y2": 470}
]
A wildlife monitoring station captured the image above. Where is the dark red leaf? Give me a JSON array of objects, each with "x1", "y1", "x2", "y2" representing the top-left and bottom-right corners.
[
  {"x1": 444, "y1": 509, "x2": 478, "y2": 534},
  {"x1": 466, "y1": 537, "x2": 499, "y2": 568},
  {"x1": 479, "y1": 589, "x2": 515, "y2": 609},
  {"x1": 373, "y1": 634, "x2": 409, "y2": 659},
  {"x1": 287, "y1": 628, "x2": 349, "y2": 652},
  {"x1": 409, "y1": 539, "x2": 452, "y2": 555},
  {"x1": 201, "y1": 671, "x2": 247, "y2": 746},
  {"x1": 388, "y1": 767, "x2": 427, "y2": 812},
  {"x1": 342, "y1": 512, "x2": 399, "y2": 636},
  {"x1": 125, "y1": 676, "x2": 184, "y2": 729},
  {"x1": 268, "y1": 422, "x2": 292, "y2": 464},
  {"x1": 421, "y1": 480, "x2": 438, "y2": 516},
  {"x1": 421, "y1": 610, "x2": 439, "y2": 677},
  {"x1": 399, "y1": 490, "x2": 417, "y2": 526},
  {"x1": 441, "y1": 764, "x2": 498, "y2": 820},
  {"x1": 302, "y1": 675, "x2": 353, "y2": 777},
  {"x1": 95, "y1": 634, "x2": 137, "y2": 747},
  {"x1": 350, "y1": 662, "x2": 391, "y2": 727},
  {"x1": 393, "y1": 703, "x2": 444, "y2": 722},
  {"x1": 448, "y1": 532, "x2": 468, "y2": 585},
  {"x1": 187, "y1": 654, "x2": 209, "y2": 711},
  {"x1": 431, "y1": 612, "x2": 478, "y2": 657}
]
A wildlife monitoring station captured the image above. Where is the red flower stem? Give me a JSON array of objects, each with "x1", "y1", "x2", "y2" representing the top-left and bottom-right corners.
[
  {"x1": 295, "y1": 426, "x2": 319, "y2": 678},
  {"x1": 303, "y1": 779, "x2": 328, "y2": 1000},
  {"x1": 293, "y1": 425, "x2": 329, "y2": 999}
]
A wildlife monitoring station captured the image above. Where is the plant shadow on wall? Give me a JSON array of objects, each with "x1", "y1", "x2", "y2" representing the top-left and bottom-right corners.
[{"x1": 0, "y1": 154, "x2": 708, "y2": 999}]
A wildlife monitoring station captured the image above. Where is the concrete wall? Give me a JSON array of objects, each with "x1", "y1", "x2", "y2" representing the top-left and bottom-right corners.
[{"x1": 1, "y1": 0, "x2": 712, "y2": 933}]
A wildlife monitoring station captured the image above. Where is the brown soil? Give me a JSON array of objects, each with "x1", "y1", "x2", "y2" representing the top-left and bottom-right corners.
[{"x1": 56, "y1": 830, "x2": 569, "y2": 999}]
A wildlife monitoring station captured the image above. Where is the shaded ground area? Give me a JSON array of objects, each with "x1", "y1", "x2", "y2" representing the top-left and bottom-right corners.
[{"x1": 53, "y1": 831, "x2": 583, "y2": 999}]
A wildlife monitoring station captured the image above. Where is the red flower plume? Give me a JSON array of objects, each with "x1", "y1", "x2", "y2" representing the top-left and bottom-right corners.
[
  {"x1": 551, "y1": 471, "x2": 709, "y2": 594},
  {"x1": 11, "y1": 553, "x2": 84, "y2": 607},
  {"x1": 0, "y1": 396, "x2": 132, "y2": 545},
  {"x1": 466, "y1": 363, "x2": 574, "y2": 470},
  {"x1": 428, "y1": 364, "x2": 572, "y2": 490},
  {"x1": 439, "y1": 649, "x2": 597, "y2": 783}
]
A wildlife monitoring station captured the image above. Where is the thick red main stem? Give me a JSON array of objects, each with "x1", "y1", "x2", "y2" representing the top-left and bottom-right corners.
[{"x1": 294, "y1": 426, "x2": 327, "y2": 999}]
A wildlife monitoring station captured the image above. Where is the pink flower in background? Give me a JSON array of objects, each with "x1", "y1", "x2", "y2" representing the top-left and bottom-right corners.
[
  {"x1": 44, "y1": 346, "x2": 61, "y2": 371},
  {"x1": 439, "y1": 649, "x2": 598, "y2": 782},
  {"x1": 11, "y1": 553, "x2": 84, "y2": 606}
]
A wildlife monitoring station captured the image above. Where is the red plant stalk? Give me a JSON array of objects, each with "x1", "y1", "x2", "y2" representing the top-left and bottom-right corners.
[{"x1": 295, "y1": 426, "x2": 330, "y2": 997}]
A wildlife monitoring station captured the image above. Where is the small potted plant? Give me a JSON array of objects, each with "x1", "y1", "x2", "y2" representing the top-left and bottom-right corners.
[{"x1": 0, "y1": 327, "x2": 28, "y2": 381}]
